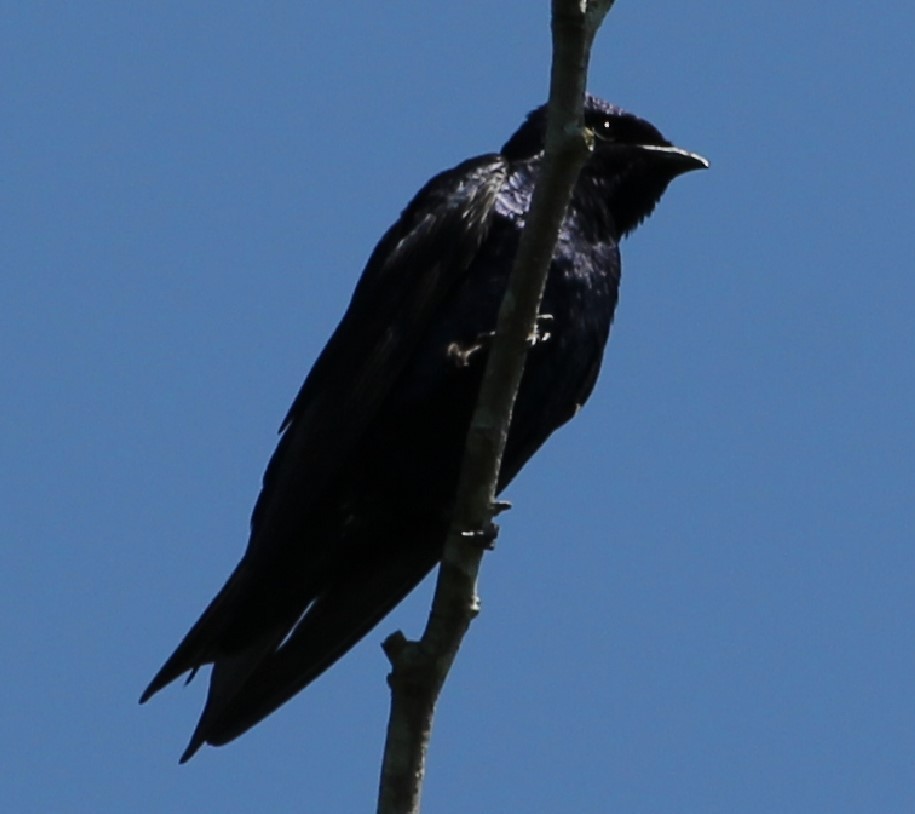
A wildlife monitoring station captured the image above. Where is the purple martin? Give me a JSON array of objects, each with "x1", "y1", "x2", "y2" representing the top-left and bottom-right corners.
[{"x1": 141, "y1": 95, "x2": 707, "y2": 762}]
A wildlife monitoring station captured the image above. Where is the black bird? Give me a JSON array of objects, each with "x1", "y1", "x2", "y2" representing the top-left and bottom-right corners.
[{"x1": 141, "y1": 95, "x2": 707, "y2": 762}]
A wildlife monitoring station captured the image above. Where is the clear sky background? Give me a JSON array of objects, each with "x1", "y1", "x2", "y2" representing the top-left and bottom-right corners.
[{"x1": 3, "y1": 3, "x2": 913, "y2": 812}]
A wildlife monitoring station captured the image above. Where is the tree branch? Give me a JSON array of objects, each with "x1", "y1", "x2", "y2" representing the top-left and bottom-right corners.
[{"x1": 376, "y1": 3, "x2": 615, "y2": 812}]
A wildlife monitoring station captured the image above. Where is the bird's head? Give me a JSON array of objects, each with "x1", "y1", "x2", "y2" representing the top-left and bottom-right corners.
[{"x1": 501, "y1": 94, "x2": 708, "y2": 237}]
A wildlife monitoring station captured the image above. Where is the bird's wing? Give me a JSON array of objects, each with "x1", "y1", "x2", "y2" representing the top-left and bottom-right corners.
[
  {"x1": 248, "y1": 154, "x2": 508, "y2": 551},
  {"x1": 140, "y1": 155, "x2": 507, "y2": 706}
]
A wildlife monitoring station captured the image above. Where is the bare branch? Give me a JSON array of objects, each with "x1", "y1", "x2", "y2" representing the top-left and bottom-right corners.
[{"x1": 376, "y1": 3, "x2": 616, "y2": 812}]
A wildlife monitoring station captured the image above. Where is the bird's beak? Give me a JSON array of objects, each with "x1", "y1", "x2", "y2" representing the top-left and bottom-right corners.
[{"x1": 636, "y1": 143, "x2": 709, "y2": 172}]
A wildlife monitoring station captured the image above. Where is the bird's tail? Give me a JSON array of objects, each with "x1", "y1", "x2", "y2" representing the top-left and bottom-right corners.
[
  {"x1": 177, "y1": 543, "x2": 438, "y2": 761},
  {"x1": 139, "y1": 555, "x2": 300, "y2": 705}
]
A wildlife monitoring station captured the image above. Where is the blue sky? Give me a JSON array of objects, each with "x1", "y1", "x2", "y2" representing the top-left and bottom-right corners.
[{"x1": 3, "y1": 2, "x2": 914, "y2": 812}]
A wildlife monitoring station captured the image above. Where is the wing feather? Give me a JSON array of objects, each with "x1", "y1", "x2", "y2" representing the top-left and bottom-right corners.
[{"x1": 141, "y1": 154, "x2": 506, "y2": 706}]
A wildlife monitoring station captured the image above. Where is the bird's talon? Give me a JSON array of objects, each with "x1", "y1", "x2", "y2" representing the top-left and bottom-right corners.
[
  {"x1": 491, "y1": 499, "x2": 512, "y2": 515},
  {"x1": 528, "y1": 313, "x2": 554, "y2": 346},
  {"x1": 461, "y1": 521, "x2": 500, "y2": 550},
  {"x1": 448, "y1": 331, "x2": 494, "y2": 368}
]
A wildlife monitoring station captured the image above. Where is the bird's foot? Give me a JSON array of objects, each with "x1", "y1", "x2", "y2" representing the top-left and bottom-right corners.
[
  {"x1": 447, "y1": 330, "x2": 495, "y2": 368},
  {"x1": 491, "y1": 498, "x2": 512, "y2": 515},
  {"x1": 461, "y1": 520, "x2": 500, "y2": 550},
  {"x1": 448, "y1": 314, "x2": 551, "y2": 368},
  {"x1": 528, "y1": 313, "x2": 553, "y2": 347}
]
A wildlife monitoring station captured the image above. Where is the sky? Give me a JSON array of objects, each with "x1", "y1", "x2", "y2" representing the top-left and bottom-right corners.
[{"x1": 3, "y1": 2, "x2": 914, "y2": 812}]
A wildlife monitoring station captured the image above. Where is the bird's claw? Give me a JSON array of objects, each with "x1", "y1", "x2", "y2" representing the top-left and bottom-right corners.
[
  {"x1": 491, "y1": 499, "x2": 512, "y2": 515},
  {"x1": 447, "y1": 331, "x2": 495, "y2": 368},
  {"x1": 461, "y1": 520, "x2": 500, "y2": 550},
  {"x1": 528, "y1": 313, "x2": 554, "y2": 347},
  {"x1": 449, "y1": 314, "x2": 551, "y2": 367}
]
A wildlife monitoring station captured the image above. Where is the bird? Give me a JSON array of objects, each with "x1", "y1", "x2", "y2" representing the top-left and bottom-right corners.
[{"x1": 141, "y1": 94, "x2": 707, "y2": 762}]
